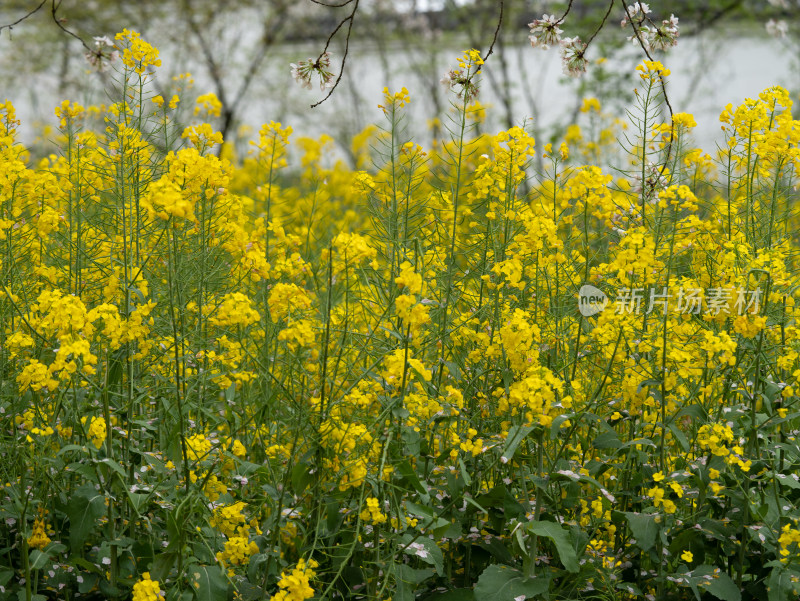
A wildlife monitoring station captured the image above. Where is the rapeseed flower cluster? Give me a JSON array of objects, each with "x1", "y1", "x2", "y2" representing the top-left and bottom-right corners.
[
  {"x1": 132, "y1": 573, "x2": 165, "y2": 601},
  {"x1": 271, "y1": 558, "x2": 318, "y2": 601}
]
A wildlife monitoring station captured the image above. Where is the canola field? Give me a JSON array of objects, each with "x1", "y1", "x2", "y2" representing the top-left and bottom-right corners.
[{"x1": 1, "y1": 30, "x2": 800, "y2": 601}]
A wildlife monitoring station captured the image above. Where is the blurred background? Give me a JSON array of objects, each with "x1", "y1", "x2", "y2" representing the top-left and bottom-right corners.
[{"x1": 0, "y1": 0, "x2": 798, "y2": 160}]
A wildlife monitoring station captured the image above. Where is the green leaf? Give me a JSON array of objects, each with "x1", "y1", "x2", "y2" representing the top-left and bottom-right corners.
[
  {"x1": 767, "y1": 564, "x2": 791, "y2": 601},
  {"x1": 29, "y1": 549, "x2": 50, "y2": 570},
  {"x1": 247, "y1": 554, "x2": 270, "y2": 584},
  {"x1": 17, "y1": 592, "x2": 46, "y2": 601},
  {"x1": 592, "y1": 430, "x2": 621, "y2": 449},
  {"x1": 620, "y1": 437, "x2": 656, "y2": 449},
  {"x1": 57, "y1": 444, "x2": 89, "y2": 456},
  {"x1": 700, "y1": 569, "x2": 741, "y2": 601},
  {"x1": 394, "y1": 565, "x2": 434, "y2": 601},
  {"x1": 149, "y1": 552, "x2": 178, "y2": 583},
  {"x1": 526, "y1": 521, "x2": 579, "y2": 573},
  {"x1": 70, "y1": 557, "x2": 102, "y2": 574},
  {"x1": 97, "y1": 457, "x2": 128, "y2": 480},
  {"x1": 476, "y1": 538, "x2": 514, "y2": 564},
  {"x1": 400, "y1": 535, "x2": 443, "y2": 576},
  {"x1": 190, "y1": 565, "x2": 229, "y2": 601},
  {"x1": 458, "y1": 457, "x2": 472, "y2": 486},
  {"x1": 549, "y1": 414, "x2": 573, "y2": 439},
  {"x1": 442, "y1": 360, "x2": 461, "y2": 381},
  {"x1": 126, "y1": 491, "x2": 149, "y2": 515},
  {"x1": 397, "y1": 459, "x2": 429, "y2": 497},
  {"x1": 67, "y1": 483, "x2": 105, "y2": 551},
  {"x1": 405, "y1": 501, "x2": 445, "y2": 528},
  {"x1": 638, "y1": 378, "x2": 662, "y2": 393},
  {"x1": 235, "y1": 580, "x2": 265, "y2": 601},
  {"x1": 667, "y1": 423, "x2": 690, "y2": 452},
  {"x1": 291, "y1": 461, "x2": 314, "y2": 494},
  {"x1": 615, "y1": 582, "x2": 643, "y2": 597},
  {"x1": 463, "y1": 494, "x2": 489, "y2": 514},
  {"x1": 624, "y1": 511, "x2": 658, "y2": 551},
  {"x1": 474, "y1": 564, "x2": 550, "y2": 601},
  {"x1": 325, "y1": 499, "x2": 344, "y2": 535},
  {"x1": 500, "y1": 425, "x2": 534, "y2": 462},
  {"x1": 774, "y1": 473, "x2": 800, "y2": 489},
  {"x1": 77, "y1": 573, "x2": 98, "y2": 594},
  {"x1": 423, "y1": 588, "x2": 475, "y2": 601},
  {"x1": 378, "y1": 325, "x2": 405, "y2": 342}
]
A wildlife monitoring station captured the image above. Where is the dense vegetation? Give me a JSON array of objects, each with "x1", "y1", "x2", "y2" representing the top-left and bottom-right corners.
[{"x1": 1, "y1": 28, "x2": 800, "y2": 601}]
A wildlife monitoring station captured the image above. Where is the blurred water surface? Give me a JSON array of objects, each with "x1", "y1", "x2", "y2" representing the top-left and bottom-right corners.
[{"x1": 4, "y1": 25, "x2": 795, "y2": 157}]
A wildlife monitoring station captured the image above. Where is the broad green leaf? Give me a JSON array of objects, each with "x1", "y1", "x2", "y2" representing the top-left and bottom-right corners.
[
  {"x1": 394, "y1": 565, "x2": 434, "y2": 601},
  {"x1": 476, "y1": 538, "x2": 514, "y2": 564},
  {"x1": 400, "y1": 535, "x2": 443, "y2": 576},
  {"x1": 291, "y1": 462, "x2": 314, "y2": 494},
  {"x1": 620, "y1": 437, "x2": 656, "y2": 449},
  {"x1": 458, "y1": 457, "x2": 472, "y2": 486},
  {"x1": 149, "y1": 552, "x2": 178, "y2": 583},
  {"x1": 247, "y1": 553, "x2": 270, "y2": 583},
  {"x1": 424, "y1": 588, "x2": 475, "y2": 601},
  {"x1": 474, "y1": 564, "x2": 550, "y2": 601},
  {"x1": 29, "y1": 549, "x2": 50, "y2": 570},
  {"x1": 77, "y1": 573, "x2": 98, "y2": 594},
  {"x1": 526, "y1": 521, "x2": 579, "y2": 573},
  {"x1": 667, "y1": 423, "x2": 690, "y2": 452},
  {"x1": 56, "y1": 444, "x2": 88, "y2": 456},
  {"x1": 500, "y1": 425, "x2": 534, "y2": 462},
  {"x1": 549, "y1": 414, "x2": 573, "y2": 440},
  {"x1": 767, "y1": 564, "x2": 792, "y2": 601},
  {"x1": 700, "y1": 568, "x2": 741, "y2": 601},
  {"x1": 235, "y1": 580, "x2": 265, "y2": 601},
  {"x1": 592, "y1": 430, "x2": 621, "y2": 449},
  {"x1": 774, "y1": 473, "x2": 800, "y2": 489},
  {"x1": 190, "y1": 565, "x2": 229, "y2": 601},
  {"x1": 97, "y1": 457, "x2": 128, "y2": 480},
  {"x1": 615, "y1": 582, "x2": 643, "y2": 597},
  {"x1": 67, "y1": 483, "x2": 105, "y2": 551},
  {"x1": 405, "y1": 502, "x2": 449, "y2": 531},
  {"x1": 397, "y1": 459, "x2": 429, "y2": 497},
  {"x1": 126, "y1": 491, "x2": 149, "y2": 515},
  {"x1": 624, "y1": 511, "x2": 658, "y2": 551}
]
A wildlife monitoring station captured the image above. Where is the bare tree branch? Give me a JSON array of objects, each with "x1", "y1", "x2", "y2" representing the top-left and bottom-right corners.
[
  {"x1": 50, "y1": 0, "x2": 92, "y2": 54},
  {"x1": 0, "y1": 0, "x2": 47, "y2": 36},
  {"x1": 619, "y1": 0, "x2": 675, "y2": 181},
  {"x1": 310, "y1": 0, "x2": 359, "y2": 108}
]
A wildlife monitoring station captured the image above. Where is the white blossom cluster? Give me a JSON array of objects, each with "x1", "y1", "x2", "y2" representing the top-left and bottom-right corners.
[
  {"x1": 290, "y1": 52, "x2": 335, "y2": 91},
  {"x1": 621, "y1": 3, "x2": 680, "y2": 51},
  {"x1": 527, "y1": 2, "x2": 679, "y2": 80},
  {"x1": 84, "y1": 35, "x2": 119, "y2": 73},
  {"x1": 528, "y1": 15, "x2": 588, "y2": 78}
]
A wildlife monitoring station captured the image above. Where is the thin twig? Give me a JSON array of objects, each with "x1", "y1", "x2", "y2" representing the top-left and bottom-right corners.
[
  {"x1": 309, "y1": 0, "x2": 354, "y2": 7},
  {"x1": 0, "y1": 0, "x2": 47, "y2": 35},
  {"x1": 50, "y1": 0, "x2": 92, "y2": 54},
  {"x1": 556, "y1": 0, "x2": 576, "y2": 24},
  {"x1": 311, "y1": 0, "x2": 359, "y2": 108},
  {"x1": 480, "y1": 1, "x2": 504, "y2": 64},
  {"x1": 619, "y1": 0, "x2": 675, "y2": 177},
  {"x1": 585, "y1": 0, "x2": 617, "y2": 48}
]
